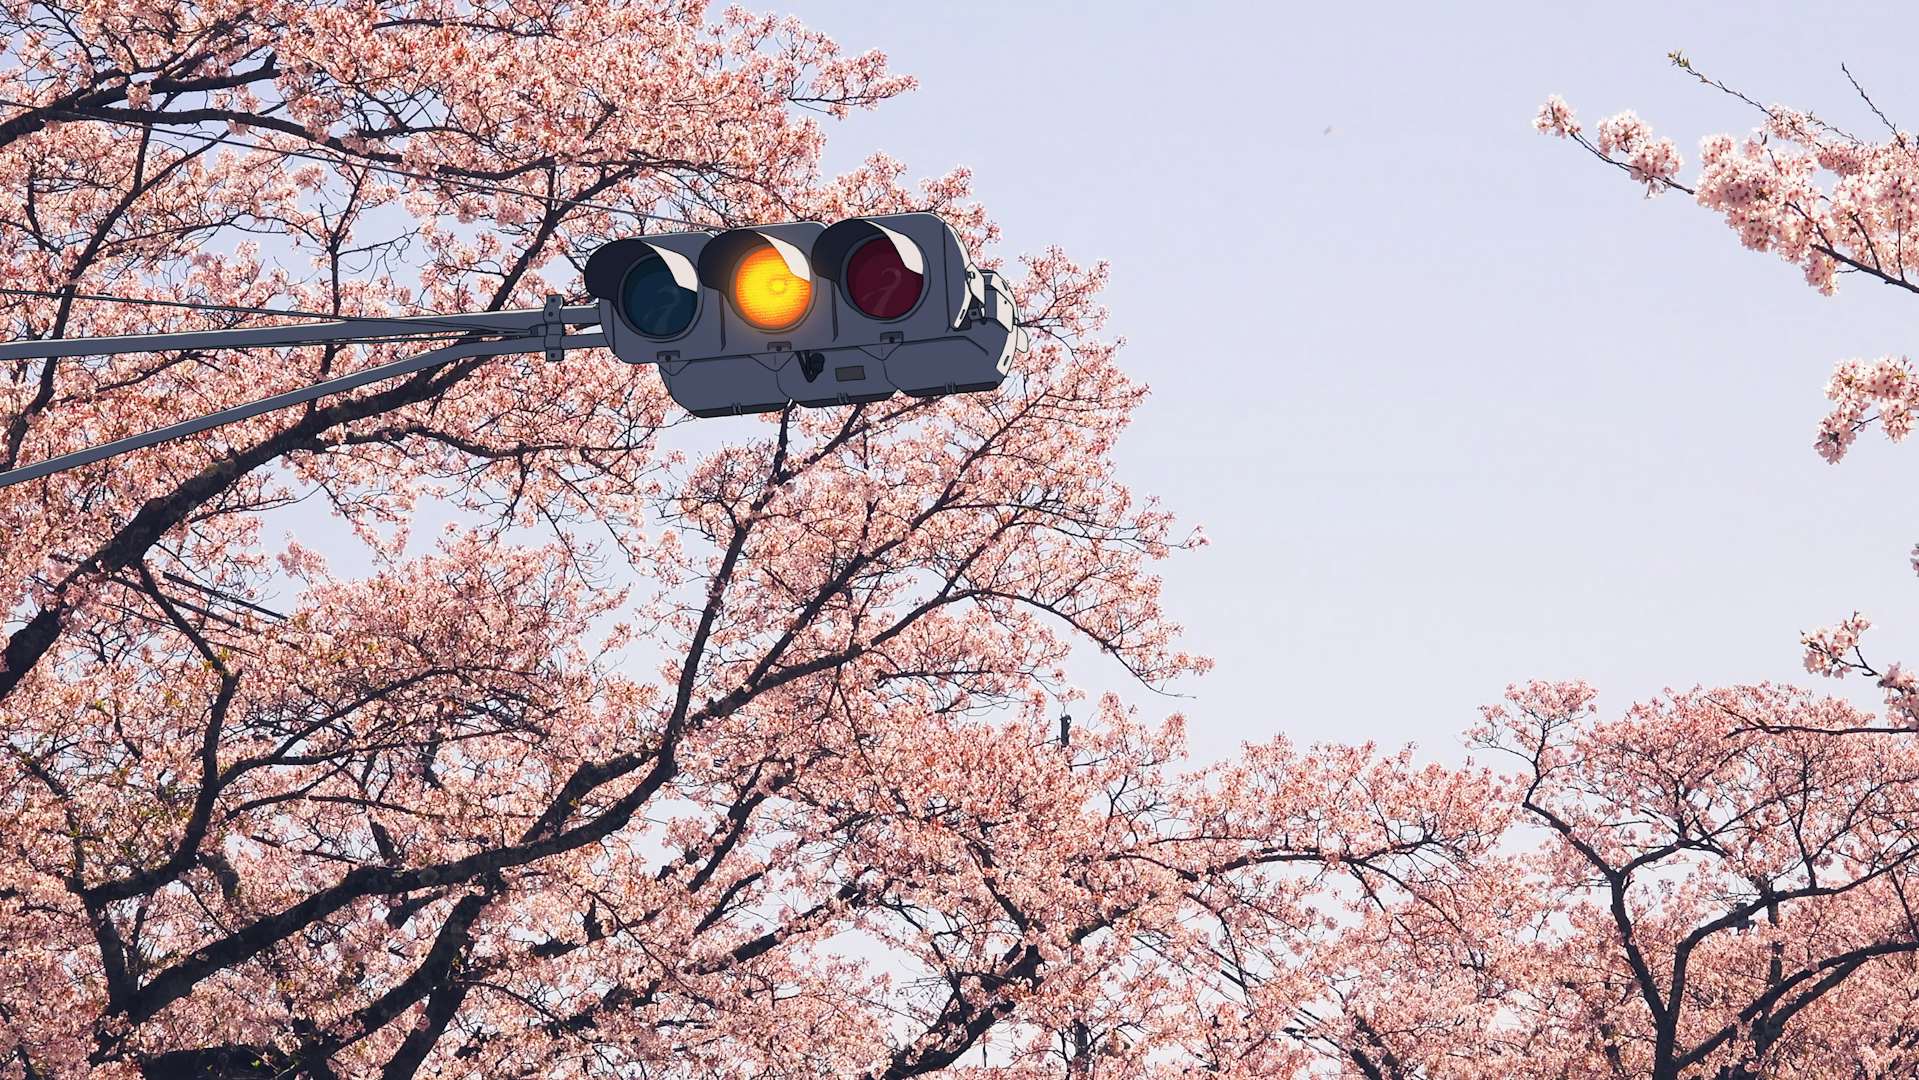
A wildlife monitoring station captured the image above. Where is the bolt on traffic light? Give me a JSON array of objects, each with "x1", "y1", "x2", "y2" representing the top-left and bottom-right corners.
[{"x1": 583, "y1": 213, "x2": 1024, "y2": 417}]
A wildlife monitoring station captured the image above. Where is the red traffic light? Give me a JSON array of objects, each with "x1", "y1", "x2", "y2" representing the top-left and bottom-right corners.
[{"x1": 843, "y1": 236, "x2": 923, "y2": 320}]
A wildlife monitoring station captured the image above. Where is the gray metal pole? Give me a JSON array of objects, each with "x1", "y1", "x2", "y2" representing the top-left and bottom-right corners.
[
  {"x1": 0, "y1": 304, "x2": 602, "y2": 362},
  {"x1": 0, "y1": 331, "x2": 607, "y2": 488}
]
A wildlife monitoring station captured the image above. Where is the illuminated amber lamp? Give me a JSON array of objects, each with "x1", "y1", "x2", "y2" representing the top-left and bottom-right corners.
[{"x1": 729, "y1": 244, "x2": 812, "y2": 331}]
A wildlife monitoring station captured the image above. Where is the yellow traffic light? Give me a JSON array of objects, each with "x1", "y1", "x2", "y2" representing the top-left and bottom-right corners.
[{"x1": 730, "y1": 244, "x2": 811, "y2": 330}]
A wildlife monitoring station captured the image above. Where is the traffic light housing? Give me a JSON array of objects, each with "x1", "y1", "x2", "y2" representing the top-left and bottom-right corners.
[{"x1": 583, "y1": 213, "x2": 1022, "y2": 417}]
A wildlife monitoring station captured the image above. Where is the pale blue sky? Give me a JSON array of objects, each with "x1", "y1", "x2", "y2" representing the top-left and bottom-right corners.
[{"x1": 779, "y1": 1, "x2": 1919, "y2": 762}]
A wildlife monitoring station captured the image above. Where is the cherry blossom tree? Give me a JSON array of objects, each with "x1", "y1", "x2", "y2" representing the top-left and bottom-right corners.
[
  {"x1": 1025, "y1": 64, "x2": 1919, "y2": 1080},
  {"x1": 0, "y1": 4, "x2": 1500, "y2": 1078},
  {"x1": 1531, "y1": 58, "x2": 1919, "y2": 847},
  {"x1": 1163, "y1": 678, "x2": 1919, "y2": 1080},
  {"x1": 1253, "y1": 62, "x2": 1919, "y2": 1080},
  {"x1": 16, "y1": 7, "x2": 1915, "y2": 1076}
]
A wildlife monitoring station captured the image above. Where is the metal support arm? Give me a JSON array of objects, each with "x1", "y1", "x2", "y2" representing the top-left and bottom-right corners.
[
  {"x1": 0, "y1": 303, "x2": 602, "y2": 362},
  {"x1": 0, "y1": 297, "x2": 609, "y2": 488}
]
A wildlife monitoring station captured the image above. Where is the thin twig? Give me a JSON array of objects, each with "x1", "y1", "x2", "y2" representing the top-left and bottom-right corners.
[{"x1": 1842, "y1": 62, "x2": 1902, "y2": 141}]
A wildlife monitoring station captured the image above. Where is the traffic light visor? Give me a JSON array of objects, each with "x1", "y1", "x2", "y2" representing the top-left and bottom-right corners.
[{"x1": 730, "y1": 243, "x2": 812, "y2": 331}]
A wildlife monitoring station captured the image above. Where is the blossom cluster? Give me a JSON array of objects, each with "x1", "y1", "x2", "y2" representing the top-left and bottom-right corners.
[
  {"x1": 1802, "y1": 612, "x2": 1872, "y2": 677},
  {"x1": 1819, "y1": 354, "x2": 1918, "y2": 462},
  {"x1": 1533, "y1": 94, "x2": 1581, "y2": 138},
  {"x1": 1593, "y1": 109, "x2": 1684, "y2": 193}
]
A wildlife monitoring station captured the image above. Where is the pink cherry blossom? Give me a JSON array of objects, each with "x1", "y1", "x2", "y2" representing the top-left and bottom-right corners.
[
  {"x1": 0, "y1": 7, "x2": 1474, "y2": 1078},
  {"x1": 16, "y1": 15, "x2": 1919, "y2": 1079},
  {"x1": 1533, "y1": 94, "x2": 1581, "y2": 138},
  {"x1": 1529, "y1": 67, "x2": 1919, "y2": 1076},
  {"x1": 1803, "y1": 612, "x2": 1872, "y2": 677}
]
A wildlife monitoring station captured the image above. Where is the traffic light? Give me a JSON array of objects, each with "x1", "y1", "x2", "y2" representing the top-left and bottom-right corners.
[
  {"x1": 0, "y1": 214, "x2": 1026, "y2": 488},
  {"x1": 582, "y1": 213, "x2": 1022, "y2": 417}
]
